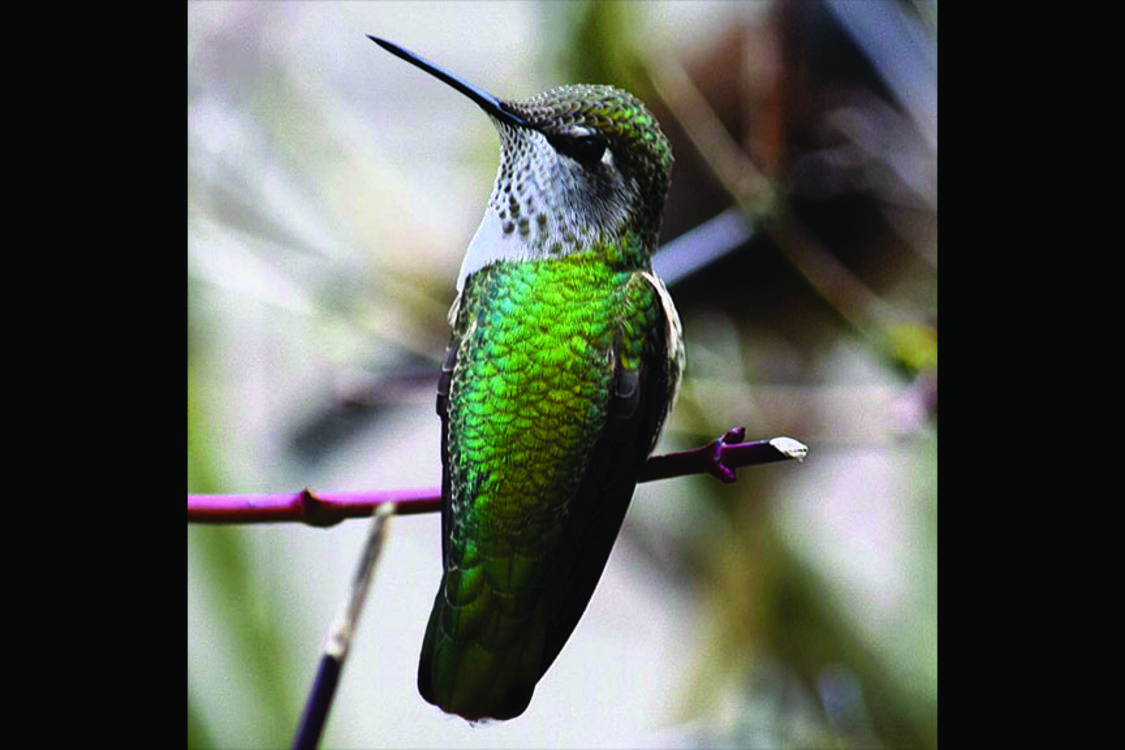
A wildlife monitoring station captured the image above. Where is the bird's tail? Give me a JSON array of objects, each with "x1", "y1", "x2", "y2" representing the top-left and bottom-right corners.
[{"x1": 417, "y1": 571, "x2": 550, "y2": 721}]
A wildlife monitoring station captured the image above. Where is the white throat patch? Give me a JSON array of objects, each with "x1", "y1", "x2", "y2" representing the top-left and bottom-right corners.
[{"x1": 456, "y1": 209, "x2": 536, "y2": 291}]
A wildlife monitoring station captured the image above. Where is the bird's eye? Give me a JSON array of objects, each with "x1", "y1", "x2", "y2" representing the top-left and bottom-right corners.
[
  {"x1": 570, "y1": 135, "x2": 606, "y2": 163},
  {"x1": 550, "y1": 133, "x2": 607, "y2": 165}
]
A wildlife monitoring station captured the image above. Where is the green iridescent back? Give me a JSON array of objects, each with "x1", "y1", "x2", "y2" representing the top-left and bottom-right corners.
[{"x1": 422, "y1": 239, "x2": 670, "y2": 717}]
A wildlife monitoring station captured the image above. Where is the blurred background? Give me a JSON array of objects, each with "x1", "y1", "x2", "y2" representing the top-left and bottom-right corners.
[{"x1": 188, "y1": 1, "x2": 936, "y2": 748}]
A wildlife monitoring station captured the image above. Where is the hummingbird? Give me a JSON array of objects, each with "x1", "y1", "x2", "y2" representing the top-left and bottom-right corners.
[{"x1": 370, "y1": 36, "x2": 684, "y2": 721}]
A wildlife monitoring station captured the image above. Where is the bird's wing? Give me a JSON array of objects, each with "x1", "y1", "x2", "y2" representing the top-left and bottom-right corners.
[{"x1": 537, "y1": 270, "x2": 683, "y2": 675}]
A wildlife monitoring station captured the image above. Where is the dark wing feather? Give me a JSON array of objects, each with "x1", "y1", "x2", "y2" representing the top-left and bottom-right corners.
[
  {"x1": 417, "y1": 337, "x2": 460, "y2": 703},
  {"x1": 536, "y1": 278, "x2": 679, "y2": 675},
  {"x1": 435, "y1": 339, "x2": 460, "y2": 563}
]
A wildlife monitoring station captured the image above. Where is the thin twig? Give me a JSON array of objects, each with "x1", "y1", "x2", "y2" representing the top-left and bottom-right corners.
[
  {"x1": 640, "y1": 427, "x2": 806, "y2": 483},
  {"x1": 187, "y1": 429, "x2": 808, "y2": 527},
  {"x1": 292, "y1": 503, "x2": 395, "y2": 750},
  {"x1": 188, "y1": 487, "x2": 441, "y2": 527}
]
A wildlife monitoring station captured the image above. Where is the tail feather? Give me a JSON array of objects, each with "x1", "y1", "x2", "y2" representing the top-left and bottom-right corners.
[{"x1": 418, "y1": 574, "x2": 549, "y2": 720}]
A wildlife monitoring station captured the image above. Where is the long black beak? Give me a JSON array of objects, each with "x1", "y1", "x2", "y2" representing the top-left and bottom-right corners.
[{"x1": 367, "y1": 35, "x2": 530, "y2": 130}]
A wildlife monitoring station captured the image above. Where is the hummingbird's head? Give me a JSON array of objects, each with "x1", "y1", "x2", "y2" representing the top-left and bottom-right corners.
[
  {"x1": 370, "y1": 37, "x2": 674, "y2": 284},
  {"x1": 494, "y1": 85, "x2": 673, "y2": 256}
]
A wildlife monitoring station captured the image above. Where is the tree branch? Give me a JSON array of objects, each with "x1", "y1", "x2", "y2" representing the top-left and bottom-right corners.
[{"x1": 187, "y1": 429, "x2": 807, "y2": 527}]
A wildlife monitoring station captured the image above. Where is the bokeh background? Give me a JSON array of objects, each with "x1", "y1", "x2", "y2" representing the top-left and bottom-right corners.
[{"x1": 188, "y1": 1, "x2": 936, "y2": 747}]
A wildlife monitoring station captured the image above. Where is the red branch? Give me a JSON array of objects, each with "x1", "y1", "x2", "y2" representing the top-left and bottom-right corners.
[{"x1": 187, "y1": 428, "x2": 806, "y2": 527}]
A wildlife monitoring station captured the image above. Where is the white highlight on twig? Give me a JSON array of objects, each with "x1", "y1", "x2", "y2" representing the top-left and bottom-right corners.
[{"x1": 770, "y1": 437, "x2": 809, "y2": 462}]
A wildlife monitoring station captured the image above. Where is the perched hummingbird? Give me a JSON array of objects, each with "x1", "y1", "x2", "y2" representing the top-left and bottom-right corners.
[{"x1": 370, "y1": 36, "x2": 684, "y2": 721}]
